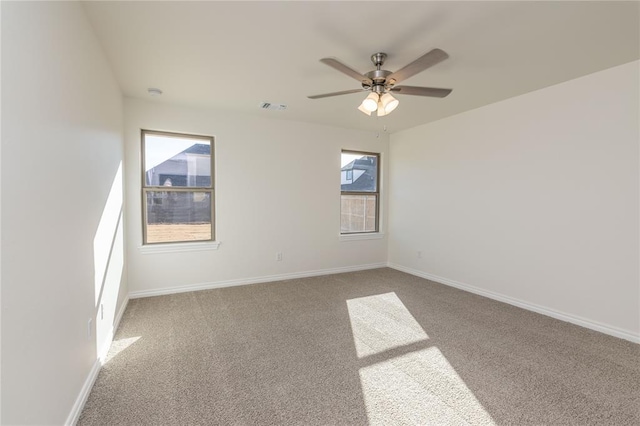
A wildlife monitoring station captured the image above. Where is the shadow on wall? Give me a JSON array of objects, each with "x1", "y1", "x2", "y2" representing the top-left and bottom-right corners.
[{"x1": 92, "y1": 162, "x2": 126, "y2": 361}]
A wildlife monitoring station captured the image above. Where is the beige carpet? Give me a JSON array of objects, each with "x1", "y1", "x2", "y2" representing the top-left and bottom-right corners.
[{"x1": 78, "y1": 268, "x2": 639, "y2": 425}]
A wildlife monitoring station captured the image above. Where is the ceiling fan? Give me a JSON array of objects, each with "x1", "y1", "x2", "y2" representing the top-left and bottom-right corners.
[{"x1": 308, "y1": 49, "x2": 452, "y2": 116}]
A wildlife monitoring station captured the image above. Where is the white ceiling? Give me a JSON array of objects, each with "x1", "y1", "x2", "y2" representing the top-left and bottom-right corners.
[{"x1": 83, "y1": 1, "x2": 639, "y2": 133}]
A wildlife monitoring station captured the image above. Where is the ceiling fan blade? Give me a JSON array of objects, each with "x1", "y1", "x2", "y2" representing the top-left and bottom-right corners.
[
  {"x1": 387, "y1": 49, "x2": 449, "y2": 84},
  {"x1": 391, "y1": 86, "x2": 453, "y2": 98},
  {"x1": 391, "y1": 86, "x2": 452, "y2": 98},
  {"x1": 320, "y1": 58, "x2": 372, "y2": 85},
  {"x1": 308, "y1": 89, "x2": 368, "y2": 99}
]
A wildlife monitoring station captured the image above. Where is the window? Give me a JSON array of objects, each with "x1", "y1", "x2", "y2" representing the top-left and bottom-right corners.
[
  {"x1": 341, "y1": 151, "x2": 379, "y2": 234},
  {"x1": 142, "y1": 130, "x2": 214, "y2": 244}
]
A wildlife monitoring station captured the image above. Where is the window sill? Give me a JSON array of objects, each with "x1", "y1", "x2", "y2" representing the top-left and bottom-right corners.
[
  {"x1": 339, "y1": 232, "x2": 384, "y2": 242},
  {"x1": 139, "y1": 241, "x2": 220, "y2": 254}
]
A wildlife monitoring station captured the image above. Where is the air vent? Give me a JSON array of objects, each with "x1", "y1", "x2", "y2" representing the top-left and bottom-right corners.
[{"x1": 259, "y1": 102, "x2": 287, "y2": 111}]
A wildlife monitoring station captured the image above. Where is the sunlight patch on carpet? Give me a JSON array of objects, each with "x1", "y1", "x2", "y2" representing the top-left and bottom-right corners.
[
  {"x1": 104, "y1": 336, "x2": 141, "y2": 364},
  {"x1": 359, "y1": 347, "x2": 495, "y2": 425},
  {"x1": 347, "y1": 292, "x2": 428, "y2": 358}
]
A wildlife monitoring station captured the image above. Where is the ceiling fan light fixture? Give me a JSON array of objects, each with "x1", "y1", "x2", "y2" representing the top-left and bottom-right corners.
[
  {"x1": 361, "y1": 92, "x2": 379, "y2": 112},
  {"x1": 380, "y1": 92, "x2": 399, "y2": 113},
  {"x1": 376, "y1": 101, "x2": 387, "y2": 117},
  {"x1": 358, "y1": 103, "x2": 372, "y2": 116}
]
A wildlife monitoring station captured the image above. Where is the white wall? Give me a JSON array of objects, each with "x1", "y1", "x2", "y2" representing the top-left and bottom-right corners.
[
  {"x1": 389, "y1": 61, "x2": 639, "y2": 340},
  {"x1": 1, "y1": 2, "x2": 126, "y2": 424},
  {"x1": 125, "y1": 99, "x2": 389, "y2": 296}
]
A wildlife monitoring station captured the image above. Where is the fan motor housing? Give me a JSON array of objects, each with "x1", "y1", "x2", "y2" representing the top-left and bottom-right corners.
[
  {"x1": 364, "y1": 69, "x2": 393, "y2": 93},
  {"x1": 365, "y1": 69, "x2": 392, "y2": 81}
]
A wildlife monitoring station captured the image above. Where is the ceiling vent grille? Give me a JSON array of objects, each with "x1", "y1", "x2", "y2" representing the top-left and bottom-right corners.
[{"x1": 259, "y1": 102, "x2": 287, "y2": 111}]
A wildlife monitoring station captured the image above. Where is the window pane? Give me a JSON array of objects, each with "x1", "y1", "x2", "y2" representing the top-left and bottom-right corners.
[
  {"x1": 341, "y1": 153, "x2": 377, "y2": 192},
  {"x1": 341, "y1": 194, "x2": 377, "y2": 233},
  {"x1": 144, "y1": 133, "x2": 211, "y2": 187},
  {"x1": 145, "y1": 191, "x2": 212, "y2": 243}
]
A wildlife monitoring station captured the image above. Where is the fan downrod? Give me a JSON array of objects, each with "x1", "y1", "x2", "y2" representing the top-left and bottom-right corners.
[{"x1": 365, "y1": 53, "x2": 392, "y2": 91}]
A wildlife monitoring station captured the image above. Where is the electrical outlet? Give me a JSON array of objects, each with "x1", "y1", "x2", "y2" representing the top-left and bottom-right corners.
[
  {"x1": 276, "y1": 252, "x2": 283, "y2": 261},
  {"x1": 417, "y1": 251, "x2": 422, "y2": 259},
  {"x1": 87, "y1": 318, "x2": 92, "y2": 339}
]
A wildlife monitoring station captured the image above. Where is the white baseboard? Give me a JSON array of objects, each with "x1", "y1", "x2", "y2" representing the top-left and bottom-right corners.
[
  {"x1": 65, "y1": 296, "x2": 130, "y2": 426},
  {"x1": 64, "y1": 359, "x2": 101, "y2": 426},
  {"x1": 129, "y1": 262, "x2": 388, "y2": 299},
  {"x1": 114, "y1": 296, "x2": 129, "y2": 332},
  {"x1": 388, "y1": 262, "x2": 640, "y2": 344}
]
